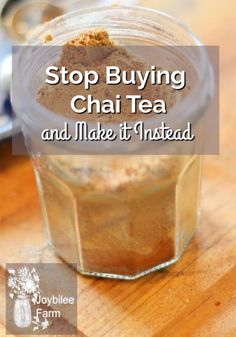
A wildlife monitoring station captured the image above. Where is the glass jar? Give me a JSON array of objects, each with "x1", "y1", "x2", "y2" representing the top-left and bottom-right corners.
[
  {"x1": 14, "y1": 294, "x2": 31, "y2": 328},
  {"x1": 14, "y1": 6, "x2": 212, "y2": 279}
]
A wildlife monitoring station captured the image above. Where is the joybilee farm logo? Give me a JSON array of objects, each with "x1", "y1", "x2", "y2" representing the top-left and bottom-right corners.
[{"x1": 6, "y1": 264, "x2": 77, "y2": 334}]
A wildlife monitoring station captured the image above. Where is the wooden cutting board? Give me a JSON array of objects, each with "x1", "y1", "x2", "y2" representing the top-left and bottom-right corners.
[{"x1": 0, "y1": 0, "x2": 235, "y2": 336}]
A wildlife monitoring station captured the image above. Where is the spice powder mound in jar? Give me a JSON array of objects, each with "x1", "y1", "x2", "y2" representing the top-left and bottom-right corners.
[
  {"x1": 37, "y1": 30, "x2": 180, "y2": 121},
  {"x1": 35, "y1": 30, "x2": 198, "y2": 277}
]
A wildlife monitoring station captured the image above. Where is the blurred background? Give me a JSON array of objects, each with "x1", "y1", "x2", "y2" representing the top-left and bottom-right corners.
[{"x1": 0, "y1": 1, "x2": 235, "y2": 336}]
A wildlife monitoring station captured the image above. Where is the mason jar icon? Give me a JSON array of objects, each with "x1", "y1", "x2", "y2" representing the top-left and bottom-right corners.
[{"x1": 14, "y1": 294, "x2": 32, "y2": 328}]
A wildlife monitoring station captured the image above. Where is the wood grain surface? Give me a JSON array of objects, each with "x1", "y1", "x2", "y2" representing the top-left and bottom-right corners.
[{"x1": 0, "y1": 0, "x2": 235, "y2": 336}]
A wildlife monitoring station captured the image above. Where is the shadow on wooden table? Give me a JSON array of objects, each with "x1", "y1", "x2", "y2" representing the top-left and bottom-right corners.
[{"x1": 0, "y1": 135, "x2": 28, "y2": 170}]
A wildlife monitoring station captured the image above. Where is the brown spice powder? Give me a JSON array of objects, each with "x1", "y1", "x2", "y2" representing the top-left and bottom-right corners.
[
  {"x1": 44, "y1": 33, "x2": 53, "y2": 44},
  {"x1": 38, "y1": 30, "x2": 179, "y2": 122}
]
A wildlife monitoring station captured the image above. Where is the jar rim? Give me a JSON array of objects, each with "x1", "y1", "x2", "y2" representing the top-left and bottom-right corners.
[{"x1": 27, "y1": 4, "x2": 203, "y2": 47}]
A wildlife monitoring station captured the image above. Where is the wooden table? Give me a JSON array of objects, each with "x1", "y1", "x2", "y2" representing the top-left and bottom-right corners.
[{"x1": 0, "y1": 1, "x2": 235, "y2": 336}]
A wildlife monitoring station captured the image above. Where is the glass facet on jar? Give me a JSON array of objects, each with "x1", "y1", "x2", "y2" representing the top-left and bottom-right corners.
[{"x1": 34, "y1": 154, "x2": 202, "y2": 278}]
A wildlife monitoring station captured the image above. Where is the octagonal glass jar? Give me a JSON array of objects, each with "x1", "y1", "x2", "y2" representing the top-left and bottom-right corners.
[{"x1": 14, "y1": 6, "x2": 213, "y2": 279}]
